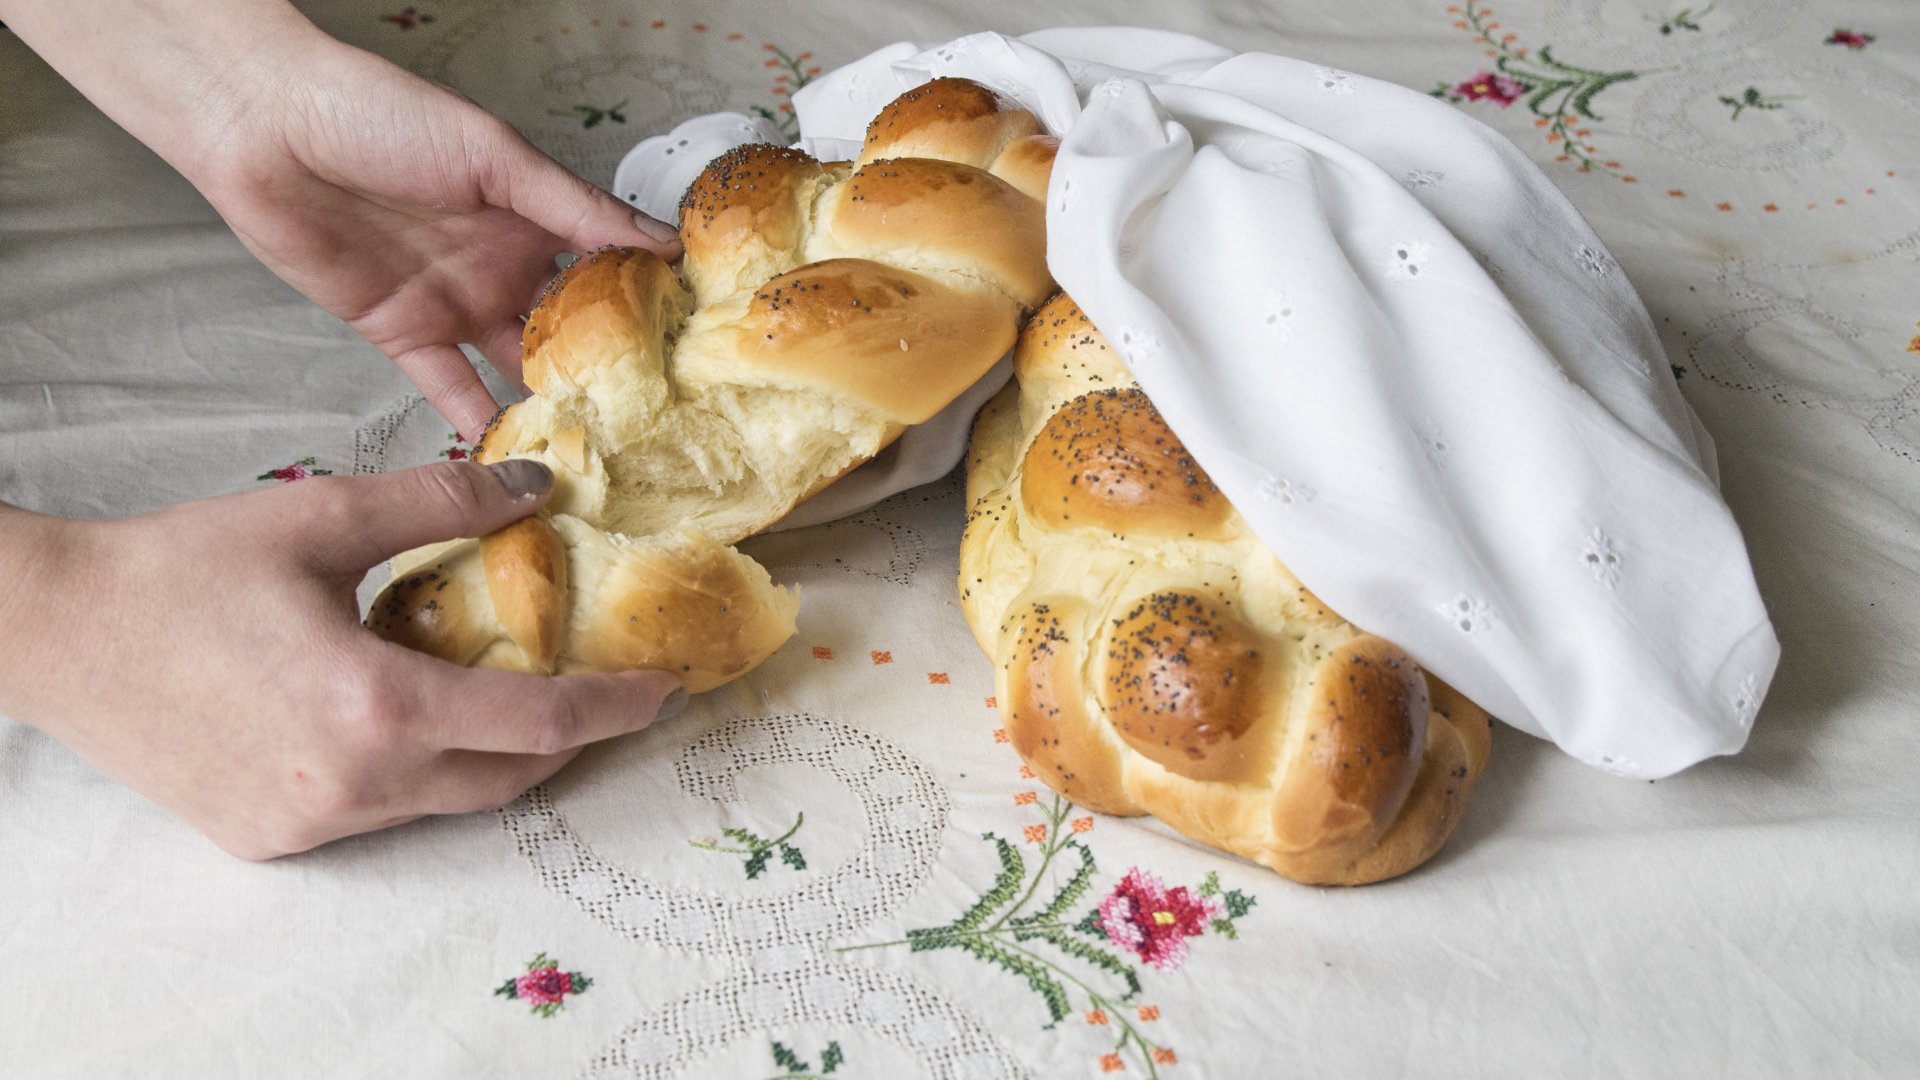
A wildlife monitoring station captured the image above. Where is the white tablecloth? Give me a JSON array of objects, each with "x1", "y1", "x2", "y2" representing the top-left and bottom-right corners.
[{"x1": 3, "y1": 1, "x2": 1915, "y2": 1076}]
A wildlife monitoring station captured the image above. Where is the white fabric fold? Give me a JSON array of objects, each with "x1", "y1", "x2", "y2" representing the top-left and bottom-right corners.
[{"x1": 615, "y1": 28, "x2": 1779, "y2": 778}]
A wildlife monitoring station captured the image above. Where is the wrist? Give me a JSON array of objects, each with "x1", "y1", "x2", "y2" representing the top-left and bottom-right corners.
[
  {"x1": 0, "y1": 0, "x2": 342, "y2": 183},
  {"x1": 0, "y1": 504, "x2": 94, "y2": 727}
]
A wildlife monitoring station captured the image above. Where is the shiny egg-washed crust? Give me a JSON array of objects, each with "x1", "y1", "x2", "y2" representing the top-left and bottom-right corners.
[
  {"x1": 959, "y1": 294, "x2": 1493, "y2": 885},
  {"x1": 370, "y1": 78, "x2": 1056, "y2": 687}
]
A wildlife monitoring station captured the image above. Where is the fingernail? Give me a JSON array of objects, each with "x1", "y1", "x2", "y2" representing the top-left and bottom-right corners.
[
  {"x1": 633, "y1": 212, "x2": 680, "y2": 246},
  {"x1": 487, "y1": 458, "x2": 552, "y2": 499},
  {"x1": 654, "y1": 686, "x2": 689, "y2": 721}
]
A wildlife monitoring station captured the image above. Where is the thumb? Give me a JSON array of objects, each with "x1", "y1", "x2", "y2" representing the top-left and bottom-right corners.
[
  {"x1": 481, "y1": 123, "x2": 683, "y2": 261},
  {"x1": 302, "y1": 459, "x2": 555, "y2": 576}
]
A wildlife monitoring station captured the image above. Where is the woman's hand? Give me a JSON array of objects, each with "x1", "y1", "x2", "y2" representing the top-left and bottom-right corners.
[
  {"x1": 0, "y1": 461, "x2": 684, "y2": 860},
  {"x1": 0, "y1": 0, "x2": 681, "y2": 439}
]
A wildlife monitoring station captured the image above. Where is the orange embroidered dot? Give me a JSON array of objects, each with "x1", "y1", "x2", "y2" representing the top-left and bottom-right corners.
[
  {"x1": 1763, "y1": 204, "x2": 1779, "y2": 212},
  {"x1": 617, "y1": 18, "x2": 630, "y2": 27},
  {"x1": 692, "y1": 22, "x2": 707, "y2": 31},
  {"x1": 728, "y1": 32, "x2": 743, "y2": 41},
  {"x1": 1621, "y1": 176, "x2": 1638, "y2": 184},
  {"x1": 1153, "y1": 1048, "x2": 1179, "y2": 1065},
  {"x1": 1100, "y1": 1054, "x2": 1125, "y2": 1073},
  {"x1": 927, "y1": 672, "x2": 950, "y2": 684},
  {"x1": 1014, "y1": 791, "x2": 1038, "y2": 806},
  {"x1": 1023, "y1": 824, "x2": 1048, "y2": 844},
  {"x1": 811, "y1": 646, "x2": 833, "y2": 660},
  {"x1": 1072, "y1": 816, "x2": 1094, "y2": 833},
  {"x1": 1835, "y1": 198, "x2": 1847, "y2": 205},
  {"x1": 1668, "y1": 189, "x2": 1686, "y2": 197},
  {"x1": 1716, "y1": 202, "x2": 1733, "y2": 212},
  {"x1": 1019, "y1": 765, "x2": 1037, "y2": 779},
  {"x1": 1138, "y1": 1005, "x2": 1161, "y2": 1021},
  {"x1": 984, "y1": 696, "x2": 997, "y2": 709},
  {"x1": 993, "y1": 728, "x2": 1010, "y2": 744},
  {"x1": 870, "y1": 650, "x2": 893, "y2": 665},
  {"x1": 651, "y1": 19, "x2": 666, "y2": 28},
  {"x1": 1086, "y1": 1010, "x2": 1110, "y2": 1025}
]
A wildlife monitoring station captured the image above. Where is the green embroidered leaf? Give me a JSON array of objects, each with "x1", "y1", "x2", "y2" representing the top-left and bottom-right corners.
[
  {"x1": 723, "y1": 826, "x2": 766, "y2": 848},
  {"x1": 953, "y1": 936, "x2": 1071, "y2": 1026},
  {"x1": 1198, "y1": 870, "x2": 1221, "y2": 898},
  {"x1": 570, "y1": 973, "x2": 593, "y2": 993},
  {"x1": 770, "y1": 1042, "x2": 809, "y2": 1072},
  {"x1": 1073, "y1": 907, "x2": 1104, "y2": 937},
  {"x1": 526, "y1": 952, "x2": 552, "y2": 971},
  {"x1": 821, "y1": 1041, "x2": 844, "y2": 1074},
  {"x1": 1210, "y1": 917, "x2": 1240, "y2": 941},
  {"x1": 1223, "y1": 889, "x2": 1257, "y2": 920},
  {"x1": 941, "y1": 833, "x2": 1024, "y2": 935},
  {"x1": 746, "y1": 850, "x2": 771, "y2": 879},
  {"x1": 1015, "y1": 923, "x2": 1142, "y2": 1001},
  {"x1": 1011, "y1": 841, "x2": 1095, "y2": 932},
  {"x1": 780, "y1": 843, "x2": 807, "y2": 871},
  {"x1": 494, "y1": 979, "x2": 518, "y2": 999}
]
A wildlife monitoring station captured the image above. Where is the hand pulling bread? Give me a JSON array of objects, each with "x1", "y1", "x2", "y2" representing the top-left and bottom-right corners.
[{"x1": 368, "y1": 79, "x2": 1059, "y2": 691}]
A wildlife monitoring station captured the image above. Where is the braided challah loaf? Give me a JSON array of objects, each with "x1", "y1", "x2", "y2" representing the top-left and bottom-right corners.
[
  {"x1": 369, "y1": 78, "x2": 1058, "y2": 691},
  {"x1": 959, "y1": 295, "x2": 1493, "y2": 884}
]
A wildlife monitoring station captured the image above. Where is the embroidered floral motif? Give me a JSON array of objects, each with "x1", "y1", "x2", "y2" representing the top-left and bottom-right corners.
[
  {"x1": 494, "y1": 952, "x2": 591, "y2": 1017},
  {"x1": 1315, "y1": 67, "x2": 1356, "y2": 95},
  {"x1": 1730, "y1": 673, "x2": 1762, "y2": 728},
  {"x1": 1258, "y1": 475, "x2": 1315, "y2": 506},
  {"x1": 1386, "y1": 240, "x2": 1434, "y2": 280},
  {"x1": 1438, "y1": 594, "x2": 1494, "y2": 635},
  {"x1": 757, "y1": 46, "x2": 822, "y2": 140},
  {"x1": 1581, "y1": 527, "x2": 1624, "y2": 589},
  {"x1": 1261, "y1": 289, "x2": 1295, "y2": 340},
  {"x1": 256, "y1": 456, "x2": 332, "y2": 482},
  {"x1": 1576, "y1": 244, "x2": 1616, "y2": 276},
  {"x1": 767, "y1": 1040, "x2": 844, "y2": 1078},
  {"x1": 1719, "y1": 87, "x2": 1797, "y2": 121},
  {"x1": 1417, "y1": 419, "x2": 1451, "y2": 465},
  {"x1": 379, "y1": 7, "x2": 434, "y2": 30},
  {"x1": 688, "y1": 813, "x2": 807, "y2": 879},
  {"x1": 1595, "y1": 752, "x2": 1642, "y2": 776},
  {"x1": 1433, "y1": 2, "x2": 1646, "y2": 176},
  {"x1": 1651, "y1": 4, "x2": 1711, "y2": 35},
  {"x1": 439, "y1": 432, "x2": 470, "y2": 461},
  {"x1": 1451, "y1": 70, "x2": 1527, "y2": 107},
  {"x1": 547, "y1": 99, "x2": 629, "y2": 129},
  {"x1": 1402, "y1": 169, "x2": 1447, "y2": 189},
  {"x1": 1114, "y1": 326, "x2": 1164, "y2": 368},
  {"x1": 1825, "y1": 29, "x2": 1875, "y2": 51},
  {"x1": 839, "y1": 791, "x2": 1254, "y2": 1078}
]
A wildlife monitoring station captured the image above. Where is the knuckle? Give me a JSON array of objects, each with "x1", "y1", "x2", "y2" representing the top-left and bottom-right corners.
[
  {"x1": 417, "y1": 461, "x2": 491, "y2": 526},
  {"x1": 524, "y1": 698, "x2": 582, "y2": 757}
]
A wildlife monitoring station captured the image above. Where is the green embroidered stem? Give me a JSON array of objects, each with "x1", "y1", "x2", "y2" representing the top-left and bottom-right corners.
[
  {"x1": 1454, "y1": 0, "x2": 1655, "y2": 171},
  {"x1": 1651, "y1": 3, "x2": 1712, "y2": 35},
  {"x1": 689, "y1": 813, "x2": 807, "y2": 878},
  {"x1": 751, "y1": 46, "x2": 819, "y2": 141},
  {"x1": 1719, "y1": 86, "x2": 1798, "y2": 120},
  {"x1": 546, "y1": 99, "x2": 629, "y2": 129},
  {"x1": 986, "y1": 793, "x2": 1075, "y2": 932}
]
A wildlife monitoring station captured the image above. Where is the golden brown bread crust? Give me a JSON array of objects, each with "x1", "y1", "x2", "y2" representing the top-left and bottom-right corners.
[
  {"x1": 859, "y1": 78, "x2": 1042, "y2": 170},
  {"x1": 376, "y1": 78, "x2": 1058, "y2": 691},
  {"x1": 960, "y1": 293, "x2": 1493, "y2": 885}
]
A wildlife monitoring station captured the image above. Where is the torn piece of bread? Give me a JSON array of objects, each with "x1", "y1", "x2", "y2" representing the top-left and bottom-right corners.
[{"x1": 368, "y1": 78, "x2": 1057, "y2": 692}]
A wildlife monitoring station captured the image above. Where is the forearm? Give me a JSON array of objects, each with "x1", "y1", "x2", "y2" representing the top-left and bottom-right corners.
[{"x1": 0, "y1": 0, "x2": 341, "y2": 182}]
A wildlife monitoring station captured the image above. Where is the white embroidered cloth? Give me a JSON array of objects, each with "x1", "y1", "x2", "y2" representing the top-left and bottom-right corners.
[{"x1": 614, "y1": 28, "x2": 1780, "y2": 779}]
